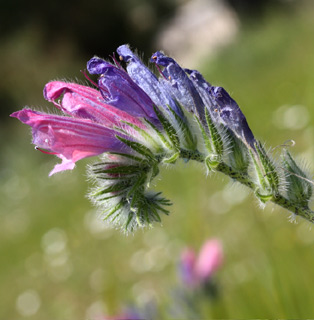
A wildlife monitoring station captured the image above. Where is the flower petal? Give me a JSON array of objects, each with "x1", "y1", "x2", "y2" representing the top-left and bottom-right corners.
[
  {"x1": 195, "y1": 239, "x2": 223, "y2": 280},
  {"x1": 44, "y1": 81, "x2": 145, "y2": 128},
  {"x1": 48, "y1": 155, "x2": 75, "y2": 176},
  {"x1": 87, "y1": 57, "x2": 158, "y2": 121},
  {"x1": 11, "y1": 109, "x2": 123, "y2": 174},
  {"x1": 184, "y1": 69, "x2": 255, "y2": 147},
  {"x1": 150, "y1": 51, "x2": 205, "y2": 118},
  {"x1": 209, "y1": 86, "x2": 255, "y2": 147},
  {"x1": 117, "y1": 44, "x2": 184, "y2": 118}
]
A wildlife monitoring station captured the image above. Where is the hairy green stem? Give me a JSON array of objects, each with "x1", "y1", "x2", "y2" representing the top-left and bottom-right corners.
[{"x1": 178, "y1": 148, "x2": 314, "y2": 223}]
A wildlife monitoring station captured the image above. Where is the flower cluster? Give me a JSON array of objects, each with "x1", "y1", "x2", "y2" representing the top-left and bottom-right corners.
[{"x1": 11, "y1": 44, "x2": 314, "y2": 232}]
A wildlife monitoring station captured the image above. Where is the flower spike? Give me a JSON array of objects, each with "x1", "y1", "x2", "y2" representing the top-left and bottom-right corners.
[{"x1": 11, "y1": 44, "x2": 314, "y2": 232}]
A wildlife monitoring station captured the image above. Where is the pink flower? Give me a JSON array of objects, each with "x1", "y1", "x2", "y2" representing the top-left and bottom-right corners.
[
  {"x1": 194, "y1": 239, "x2": 224, "y2": 281},
  {"x1": 43, "y1": 81, "x2": 145, "y2": 128},
  {"x1": 11, "y1": 79, "x2": 154, "y2": 176},
  {"x1": 180, "y1": 239, "x2": 223, "y2": 287},
  {"x1": 11, "y1": 108, "x2": 125, "y2": 175}
]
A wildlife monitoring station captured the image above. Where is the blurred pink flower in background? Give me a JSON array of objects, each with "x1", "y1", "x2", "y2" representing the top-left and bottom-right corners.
[{"x1": 180, "y1": 239, "x2": 223, "y2": 288}]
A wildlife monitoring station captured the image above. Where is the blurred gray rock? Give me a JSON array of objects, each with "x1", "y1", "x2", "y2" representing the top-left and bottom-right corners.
[{"x1": 155, "y1": 0, "x2": 239, "y2": 68}]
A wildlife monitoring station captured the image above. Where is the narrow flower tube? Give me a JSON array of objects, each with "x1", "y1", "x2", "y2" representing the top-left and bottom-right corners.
[
  {"x1": 185, "y1": 68, "x2": 255, "y2": 148},
  {"x1": 44, "y1": 81, "x2": 146, "y2": 128},
  {"x1": 87, "y1": 57, "x2": 158, "y2": 121},
  {"x1": 117, "y1": 44, "x2": 184, "y2": 118},
  {"x1": 11, "y1": 109, "x2": 125, "y2": 175},
  {"x1": 150, "y1": 51, "x2": 205, "y2": 118},
  {"x1": 209, "y1": 86, "x2": 255, "y2": 148}
]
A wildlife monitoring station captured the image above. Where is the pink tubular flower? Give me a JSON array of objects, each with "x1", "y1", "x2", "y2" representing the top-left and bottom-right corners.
[
  {"x1": 11, "y1": 108, "x2": 125, "y2": 175},
  {"x1": 11, "y1": 79, "x2": 152, "y2": 176},
  {"x1": 179, "y1": 239, "x2": 223, "y2": 288},
  {"x1": 43, "y1": 81, "x2": 145, "y2": 128}
]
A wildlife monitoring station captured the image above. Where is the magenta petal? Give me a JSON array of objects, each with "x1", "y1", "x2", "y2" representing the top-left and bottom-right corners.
[
  {"x1": 49, "y1": 155, "x2": 75, "y2": 176},
  {"x1": 194, "y1": 239, "x2": 223, "y2": 280},
  {"x1": 11, "y1": 109, "x2": 123, "y2": 174},
  {"x1": 44, "y1": 81, "x2": 145, "y2": 128}
]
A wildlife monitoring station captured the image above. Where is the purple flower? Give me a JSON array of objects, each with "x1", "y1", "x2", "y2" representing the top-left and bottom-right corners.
[
  {"x1": 117, "y1": 44, "x2": 184, "y2": 119},
  {"x1": 150, "y1": 51, "x2": 205, "y2": 119},
  {"x1": 179, "y1": 239, "x2": 223, "y2": 288},
  {"x1": 209, "y1": 86, "x2": 255, "y2": 148},
  {"x1": 87, "y1": 57, "x2": 158, "y2": 121},
  {"x1": 151, "y1": 52, "x2": 255, "y2": 148}
]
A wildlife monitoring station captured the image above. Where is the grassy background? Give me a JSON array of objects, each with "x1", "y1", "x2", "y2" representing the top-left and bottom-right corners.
[{"x1": 2, "y1": 2, "x2": 314, "y2": 319}]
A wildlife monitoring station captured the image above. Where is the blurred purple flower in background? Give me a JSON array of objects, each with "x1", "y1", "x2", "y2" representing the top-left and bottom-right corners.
[{"x1": 179, "y1": 239, "x2": 223, "y2": 288}]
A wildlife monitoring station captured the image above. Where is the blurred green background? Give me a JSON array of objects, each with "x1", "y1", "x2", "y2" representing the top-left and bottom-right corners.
[{"x1": 2, "y1": 0, "x2": 314, "y2": 318}]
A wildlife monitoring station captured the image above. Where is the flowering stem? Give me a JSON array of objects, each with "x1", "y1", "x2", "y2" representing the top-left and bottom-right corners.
[
  {"x1": 272, "y1": 194, "x2": 314, "y2": 222},
  {"x1": 216, "y1": 162, "x2": 255, "y2": 189},
  {"x1": 179, "y1": 148, "x2": 205, "y2": 162},
  {"x1": 178, "y1": 148, "x2": 314, "y2": 223}
]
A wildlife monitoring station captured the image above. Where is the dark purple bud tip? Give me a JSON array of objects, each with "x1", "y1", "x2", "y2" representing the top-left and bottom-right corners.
[
  {"x1": 87, "y1": 57, "x2": 112, "y2": 75},
  {"x1": 150, "y1": 51, "x2": 174, "y2": 67}
]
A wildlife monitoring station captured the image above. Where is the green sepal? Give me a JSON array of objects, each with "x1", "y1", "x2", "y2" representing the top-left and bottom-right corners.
[
  {"x1": 144, "y1": 118, "x2": 174, "y2": 151},
  {"x1": 205, "y1": 107, "x2": 224, "y2": 157},
  {"x1": 150, "y1": 163, "x2": 160, "y2": 182},
  {"x1": 93, "y1": 180, "x2": 134, "y2": 196},
  {"x1": 205, "y1": 155, "x2": 220, "y2": 172},
  {"x1": 92, "y1": 164, "x2": 147, "y2": 176},
  {"x1": 153, "y1": 105, "x2": 180, "y2": 149},
  {"x1": 167, "y1": 103, "x2": 197, "y2": 150},
  {"x1": 195, "y1": 115, "x2": 213, "y2": 154},
  {"x1": 282, "y1": 150, "x2": 313, "y2": 205},
  {"x1": 127, "y1": 172, "x2": 147, "y2": 200},
  {"x1": 227, "y1": 135, "x2": 249, "y2": 174},
  {"x1": 107, "y1": 152, "x2": 149, "y2": 164},
  {"x1": 255, "y1": 141, "x2": 279, "y2": 193},
  {"x1": 255, "y1": 192, "x2": 274, "y2": 203},
  {"x1": 115, "y1": 135, "x2": 156, "y2": 163},
  {"x1": 121, "y1": 120, "x2": 162, "y2": 152},
  {"x1": 102, "y1": 200, "x2": 125, "y2": 221},
  {"x1": 92, "y1": 192, "x2": 125, "y2": 202},
  {"x1": 162, "y1": 152, "x2": 180, "y2": 164}
]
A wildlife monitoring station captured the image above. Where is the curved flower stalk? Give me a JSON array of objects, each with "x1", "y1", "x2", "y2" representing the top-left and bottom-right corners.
[{"x1": 11, "y1": 44, "x2": 314, "y2": 232}]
